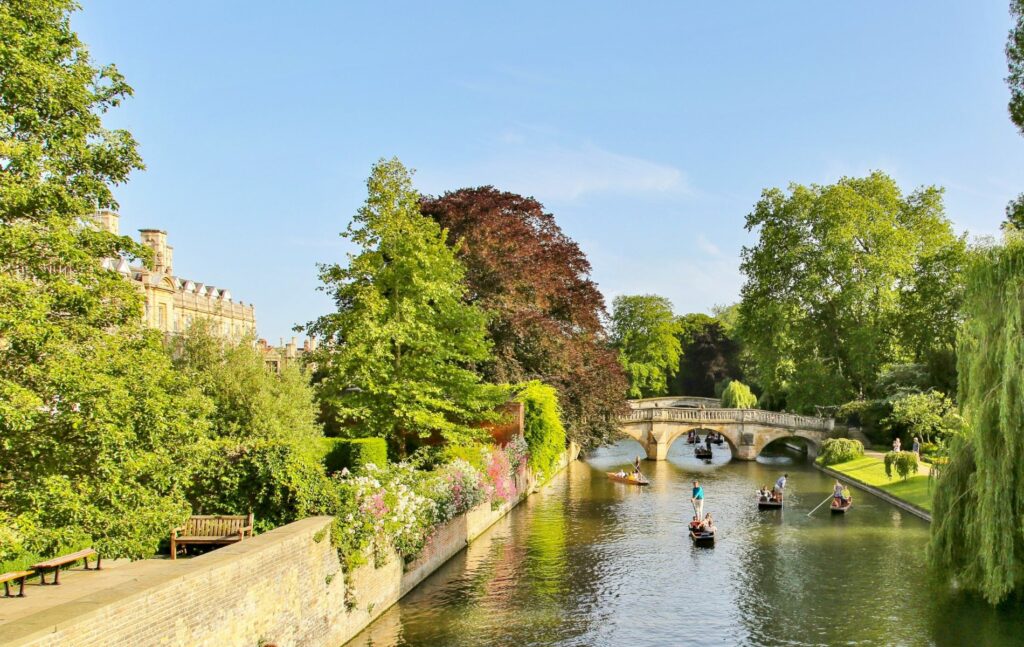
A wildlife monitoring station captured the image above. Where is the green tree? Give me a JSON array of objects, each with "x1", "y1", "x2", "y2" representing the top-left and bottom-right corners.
[
  {"x1": 609, "y1": 295, "x2": 681, "y2": 398},
  {"x1": 670, "y1": 312, "x2": 743, "y2": 397},
  {"x1": 1007, "y1": 0, "x2": 1024, "y2": 134},
  {"x1": 883, "y1": 391, "x2": 961, "y2": 445},
  {"x1": 0, "y1": 0, "x2": 208, "y2": 561},
  {"x1": 305, "y1": 159, "x2": 504, "y2": 456},
  {"x1": 170, "y1": 321, "x2": 335, "y2": 530},
  {"x1": 737, "y1": 172, "x2": 964, "y2": 412},
  {"x1": 930, "y1": 237, "x2": 1024, "y2": 604}
]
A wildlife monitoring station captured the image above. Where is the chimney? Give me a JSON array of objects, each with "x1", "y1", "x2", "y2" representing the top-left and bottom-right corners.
[
  {"x1": 93, "y1": 210, "x2": 120, "y2": 235},
  {"x1": 139, "y1": 229, "x2": 170, "y2": 274}
]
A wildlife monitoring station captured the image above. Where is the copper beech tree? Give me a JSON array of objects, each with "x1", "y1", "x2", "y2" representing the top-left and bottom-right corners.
[{"x1": 420, "y1": 187, "x2": 629, "y2": 449}]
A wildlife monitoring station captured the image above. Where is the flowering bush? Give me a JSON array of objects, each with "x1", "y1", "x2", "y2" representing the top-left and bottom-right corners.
[
  {"x1": 487, "y1": 446, "x2": 517, "y2": 507},
  {"x1": 505, "y1": 434, "x2": 530, "y2": 477},
  {"x1": 333, "y1": 462, "x2": 436, "y2": 570},
  {"x1": 431, "y1": 459, "x2": 487, "y2": 523},
  {"x1": 332, "y1": 439, "x2": 532, "y2": 572}
]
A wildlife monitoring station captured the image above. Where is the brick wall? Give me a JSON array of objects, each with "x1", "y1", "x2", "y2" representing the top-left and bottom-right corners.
[{"x1": 7, "y1": 445, "x2": 578, "y2": 647}]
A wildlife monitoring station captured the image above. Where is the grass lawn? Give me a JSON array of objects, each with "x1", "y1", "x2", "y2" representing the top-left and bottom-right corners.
[{"x1": 825, "y1": 456, "x2": 933, "y2": 512}]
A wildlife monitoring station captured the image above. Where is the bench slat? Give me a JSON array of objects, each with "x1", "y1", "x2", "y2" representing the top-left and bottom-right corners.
[
  {"x1": 31, "y1": 549, "x2": 96, "y2": 569},
  {"x1": 0, "y1": 570, "x2": 34, "y2": 583}
]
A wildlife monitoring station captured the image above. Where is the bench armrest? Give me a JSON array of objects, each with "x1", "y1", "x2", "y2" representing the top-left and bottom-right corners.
[
  {"x1": 239, "y1": 525, "x2": 254, "y2": 537},
  {"x1": 171, "y1": 526, "x2": 184, "y2": 538}
]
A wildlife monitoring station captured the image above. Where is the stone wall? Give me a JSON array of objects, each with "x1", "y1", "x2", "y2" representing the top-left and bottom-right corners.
[{"x1": 6, "y1": 445, "x2": 578, "y2": 647}]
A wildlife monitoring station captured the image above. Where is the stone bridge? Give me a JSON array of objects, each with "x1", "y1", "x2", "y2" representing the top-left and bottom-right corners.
[{"x1": 619, "y1": 402, "x2": 836, "y2": 461}]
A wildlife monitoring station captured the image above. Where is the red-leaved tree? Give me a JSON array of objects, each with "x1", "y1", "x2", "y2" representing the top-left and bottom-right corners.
[{"x1": 420, "y1": 187, "x2": 629, "y2": 449}]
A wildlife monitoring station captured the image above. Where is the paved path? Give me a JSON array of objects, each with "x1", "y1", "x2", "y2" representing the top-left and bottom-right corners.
[{"x1": 0, "y1": 557, "x2": 184, "y2": 639}]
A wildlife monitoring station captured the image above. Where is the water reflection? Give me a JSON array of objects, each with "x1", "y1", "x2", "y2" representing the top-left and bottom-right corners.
[{"x1": 348, "y1": 441, "x2": 1024, "y2": 647}]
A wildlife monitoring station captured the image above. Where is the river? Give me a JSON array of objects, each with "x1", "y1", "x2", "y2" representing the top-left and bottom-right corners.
[{"x1": 349, "y1": 440, "x2": 1024, "y2": 647}]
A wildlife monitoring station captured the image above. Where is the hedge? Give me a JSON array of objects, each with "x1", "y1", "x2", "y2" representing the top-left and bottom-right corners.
[{"x1": 320, "y1": 437, "x2": 388, "y2": 474}]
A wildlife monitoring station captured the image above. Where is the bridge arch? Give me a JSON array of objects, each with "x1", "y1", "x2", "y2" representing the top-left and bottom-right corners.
[
  {"x1": 661, "y1": 426, "x2": 740, "y2": 459},
  {"x1": 618, "y1": 402, "x2": 834, "y2": 461}
]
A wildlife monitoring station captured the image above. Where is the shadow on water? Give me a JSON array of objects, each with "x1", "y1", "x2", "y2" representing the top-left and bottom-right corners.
[{"x1": 348, "y1": 440, "x2": 1024, "y2": 647}]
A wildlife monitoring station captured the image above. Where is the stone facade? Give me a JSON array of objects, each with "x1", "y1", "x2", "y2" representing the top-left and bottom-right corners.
[
  {"x1": 4, "y1": 447, "x2": 579, "y2": 647},
  {"x1": 259, "y1": 336, "x2": 317, "y2": 374},
  {"x1": 95, "y1": 210, "x2": 256, "y2": 338}
]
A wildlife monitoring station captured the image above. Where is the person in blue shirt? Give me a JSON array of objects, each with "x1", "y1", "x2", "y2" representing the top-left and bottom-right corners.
[
  {"x1": 773, "y1": 473, "x2": 789, "y2": 501},
  {"x1": 691, "y1": 480, "x2": 705, "y2": 518}
]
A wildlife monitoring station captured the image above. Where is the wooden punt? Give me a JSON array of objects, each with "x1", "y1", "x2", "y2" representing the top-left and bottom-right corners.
[
  {"x1": 695, "y1": 447, "x2": 713, "y2": 460},
  {"x1": 688, "y1": 521, "x2": 716, "y2": 547},
  {"x1": 830, "y1": 496, "x2": 853, "y2": 514},
  {"x1": 757, "y1": 494, "x2": 783, "y2": 510},
  {"x1": 606, "y1": 471, "x2": 650, "y2": 486}
]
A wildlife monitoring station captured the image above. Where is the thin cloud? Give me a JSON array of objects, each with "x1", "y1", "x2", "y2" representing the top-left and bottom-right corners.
[
  {"x1": 420, "y1": 138, "x2": 689, "y2": 203},
  {"x1": 695, "y1": 234, "x2": 721, "y2": 257}
]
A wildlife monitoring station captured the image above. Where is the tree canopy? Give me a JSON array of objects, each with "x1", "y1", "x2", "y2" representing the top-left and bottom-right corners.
[
  {"x1": 0, "y1": 0, "x2": 207, "y2": 560},
  {"x1": 737, "y1": 172, "x2": 965, "y2": 412},
  {"x1": 669, "y1": 312, "x2": 743, "y2": 398},
  {"x1": 420, "y1": 186, "x2": 628, "y2": 448},
  {"x1": 1008, "y1": 0, "x2": 1024, "y2": 135},
  {"x1": 305, "y1": 160, "x2": 505, "y2": 456},
  {"x1": 610, "y1": 295, "x2": 681, "y2": 398}
]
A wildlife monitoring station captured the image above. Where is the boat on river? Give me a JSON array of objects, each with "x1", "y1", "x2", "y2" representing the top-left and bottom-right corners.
[
  {"x1": 695, "y1": 446, "x2": 713, "y2": 460},
  {"x1": 688, "y1": 520, "x2": 715, "y2": 547},
  {"x1": 606, "y1": 471, "x2": 650, "y2": 486},
  {"x1": 831, "y1": 495, "x2": 853, "y2": 514},
  {"x1": 757, "y1": 493, "x2": 783, "y2": 510}
]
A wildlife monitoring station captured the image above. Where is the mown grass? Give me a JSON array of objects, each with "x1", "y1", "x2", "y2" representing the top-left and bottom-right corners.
[{"x1": 826, "y1": 456, "x2": 933, "y2": 512}]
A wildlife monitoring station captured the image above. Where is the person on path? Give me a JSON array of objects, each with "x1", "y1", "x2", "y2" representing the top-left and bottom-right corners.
[
  {"x1": 912, "y1": 437, "x2": 921, "y2": 457},
  {"x1": 773, "y1": 473, "x2": 788, "y2": 500},
  {"x1": 893, "y1": 437, "x2": 902, "y2": 452},
  {"x1": 691, "y1": 480, "x2": 705, "y2": 519}
]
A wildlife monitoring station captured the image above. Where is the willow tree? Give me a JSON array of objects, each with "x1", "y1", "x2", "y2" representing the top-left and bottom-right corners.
[
  {"x1": 305, "y1": 159, "x2": 504, "y2": 455},
  {"x1": 929, "y1": 236, "x2": 1024, "y2": 604}
]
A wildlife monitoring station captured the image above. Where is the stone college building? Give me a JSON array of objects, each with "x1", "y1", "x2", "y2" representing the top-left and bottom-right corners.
[{"x1": 94, "y1": 209, "x2": 257, "y2": 338}]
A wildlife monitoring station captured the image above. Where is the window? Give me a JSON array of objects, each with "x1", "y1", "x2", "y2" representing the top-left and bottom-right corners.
[{"x1": 158, "y1": 304, "x2": 168, "y2": 330}]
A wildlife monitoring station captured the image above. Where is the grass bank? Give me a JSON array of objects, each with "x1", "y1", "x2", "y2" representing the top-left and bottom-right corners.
[{"x1": 824, "y1": 455, "x2": 933, "y2": 513}]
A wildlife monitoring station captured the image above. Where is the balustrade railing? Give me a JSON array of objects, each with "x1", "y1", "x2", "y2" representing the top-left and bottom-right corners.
[{"x1": 622, "y1": 406, "x2": 833, "y2": 431}]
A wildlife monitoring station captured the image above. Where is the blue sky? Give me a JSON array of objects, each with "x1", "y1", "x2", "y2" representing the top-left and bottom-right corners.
[{"x1": 76, "y1": 1, "x2": 1024, "y2": 342}]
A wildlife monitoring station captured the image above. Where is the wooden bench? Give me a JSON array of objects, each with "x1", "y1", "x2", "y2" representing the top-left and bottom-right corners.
[
  {"x1": 0, "y1": 570, "x2": 34, "y2": 597},
  {"x1": 170, "y1": 514, "x2": 253, "y2": 559},
  {"x1": 30, "y1": 549, "x2": 100, "y2": 585}
]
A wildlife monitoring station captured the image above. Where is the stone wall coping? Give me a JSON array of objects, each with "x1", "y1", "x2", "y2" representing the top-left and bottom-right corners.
[{"x1": 3, "y1": 517, "x2": 334, "y2": 646}]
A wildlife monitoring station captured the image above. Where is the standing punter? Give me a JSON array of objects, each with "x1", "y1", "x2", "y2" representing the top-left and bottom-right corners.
[
  {"x1": 691, "y1": 480, "x2": 705, "y2": 518},
  {"x1": 773, "y1": 473, "x2": 789, "y2": 499}
]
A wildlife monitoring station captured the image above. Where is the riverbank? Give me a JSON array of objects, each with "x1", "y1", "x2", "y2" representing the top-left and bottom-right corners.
[
  {"x1": 0, "y1": 445, "x2": 579, "y2": 647},
  {"x1": 815, "y1": 451, "x2": 932, "y2": 522}
]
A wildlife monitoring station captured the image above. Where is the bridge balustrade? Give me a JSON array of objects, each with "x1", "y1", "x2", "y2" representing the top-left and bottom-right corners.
[{"x1": 623, "y1": 407, "x2": 832, "y2": 431}]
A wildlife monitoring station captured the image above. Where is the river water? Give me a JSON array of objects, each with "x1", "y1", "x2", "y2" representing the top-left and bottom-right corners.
[{"x1": 349, "y1": 440, "x2": 1024, "y2": 647}]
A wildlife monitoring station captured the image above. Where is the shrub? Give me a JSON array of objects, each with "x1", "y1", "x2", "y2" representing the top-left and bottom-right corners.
[
  {"x1": 883, "y1": 450, "x2": 920, "y2": 481},
  {"x1": 516, "y1": 381, "x2": 564, "y2": 478},
  {"x1": 816, "y1": 438, "x2": 865, "y2": 465},
  {"x1": 188, "y1": 439, "x2": 338, "y2": 532},
  {"x1": 721, "y1": 380, "x2": 757, "y2": 409},
  {"x1": 320, "y1": 437, "x2": 389, "y2": 474}
]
